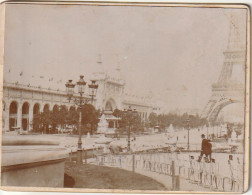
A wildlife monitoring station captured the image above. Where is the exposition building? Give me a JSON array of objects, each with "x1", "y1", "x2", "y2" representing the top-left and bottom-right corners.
[{"x1": 2, "y1": 67, "x2": 156, "y2": 132}]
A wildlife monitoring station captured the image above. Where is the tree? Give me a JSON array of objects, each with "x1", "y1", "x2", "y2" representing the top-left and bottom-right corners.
[
  {"x1": 147, "y1": 111, "x2": 207, "y2": 130},
  {"x1": 57, "y1": 105, "x2": 68, "y2": 132},
  {"x1": 119, "y1": 111, "x2": 143, "y2": 134},
  {"x1": 32, "y1": 113, "x2": 44, "y2": 133},
  {"x1": 66, "y1": 108, "x2": 79, "y2": 126},
  {"x1": 113, "y1": 108, "x2": 122, "y2": 118},
  {"x1": 50, "y1": 107, "x2": 62, "y2": 133},
  {"x1": 33, "y1": 109, "x2": 51, "y2": 133},
  {"x1": 131, "y1": 114, "x2": 143, "y2": 133},
  {"x1": 148, "y1": 112, "x2": 158, "y2": 127},
  {"x1": 34, "y1": 106, "x2": 68, "y2": 134},
  {"x1": 80, "y1": 104, "x2": 100, "y2": 135}
]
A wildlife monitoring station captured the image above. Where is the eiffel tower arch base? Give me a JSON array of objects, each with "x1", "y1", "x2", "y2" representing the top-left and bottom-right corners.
[
  {"x1": 202, "y1": 13, "x2": 246, "y2": 124},
  {"x1": 202, "y1": 89, "x2": 244, "y2": 123}
]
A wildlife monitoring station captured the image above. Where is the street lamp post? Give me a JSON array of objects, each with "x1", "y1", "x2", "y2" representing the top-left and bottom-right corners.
[
  {"x1": 65, "y1": 75, "x2": 98, "y2": 165},
  {"x1": 123, "y1": 106, "x2": 138, "y2": 153},
  {"x1": 187, "y1": 118, "x2": 190, "y2": 150}
]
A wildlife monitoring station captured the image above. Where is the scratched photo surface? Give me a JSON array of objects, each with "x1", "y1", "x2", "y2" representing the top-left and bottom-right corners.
[{"x1": 1, "y1": 2, "x2": 249, "y2": 193}]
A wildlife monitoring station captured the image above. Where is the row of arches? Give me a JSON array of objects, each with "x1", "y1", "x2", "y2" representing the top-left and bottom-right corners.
[
  {"x1": 3, "y1": 97, "x2": 152, "y2": 131},
  {"x1": 4, "y1": 101, "x2": 76, "y2": 131}
]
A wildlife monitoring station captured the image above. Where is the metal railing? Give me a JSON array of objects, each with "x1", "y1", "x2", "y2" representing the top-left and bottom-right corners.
[{"x1": 94, "y1": 153, "x2": 242, "y2": 192}]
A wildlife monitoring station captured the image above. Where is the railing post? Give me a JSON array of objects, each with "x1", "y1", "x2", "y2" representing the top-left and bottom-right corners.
[
  {"x1": 171, "y1": 160, "x2": 180, "y2": 191},
  {"x1": 172, "y1": 161, "x2": 175, "y2": 189}
]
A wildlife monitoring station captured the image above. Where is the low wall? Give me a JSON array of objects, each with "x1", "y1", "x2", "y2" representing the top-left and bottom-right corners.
[
  {"x1": 68, "y1": 147, "x2": 104, "y2": 162},
  {"x1": 1, "y1": 135, "x2": 68, "y2": 187}
]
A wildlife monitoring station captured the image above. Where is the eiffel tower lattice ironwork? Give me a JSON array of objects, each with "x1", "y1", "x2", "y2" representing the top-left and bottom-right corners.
[{"x1": 201, "y1": 14, "x2": 246, "y2": 122}]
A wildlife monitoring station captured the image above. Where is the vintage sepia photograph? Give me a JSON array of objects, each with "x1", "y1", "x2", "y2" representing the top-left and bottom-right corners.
[{"x1": 0, "y1": 1, "x2": 250, "y2": 193}]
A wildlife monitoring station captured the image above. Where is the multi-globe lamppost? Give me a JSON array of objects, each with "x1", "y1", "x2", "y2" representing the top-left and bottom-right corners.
[
  {"x1": 65, "y1": 75, "x2": 98, "y2": 165},
  {"x1": 122, "y1": 106, "x2": 138, "y2": 153}
]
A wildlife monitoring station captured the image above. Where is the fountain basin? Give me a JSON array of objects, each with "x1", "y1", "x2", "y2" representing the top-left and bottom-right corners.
[{"x1": 1, "y1": 135, "x2": 68, "y2": 187}]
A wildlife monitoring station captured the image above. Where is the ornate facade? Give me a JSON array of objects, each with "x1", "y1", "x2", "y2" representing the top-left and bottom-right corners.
[{"x1": 2, "y1": 68, "x2": 153, "y2": 132}]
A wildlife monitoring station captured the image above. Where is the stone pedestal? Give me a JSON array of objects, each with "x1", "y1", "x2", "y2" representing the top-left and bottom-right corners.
[{"x1": 1, "y1": 135, "x2": 68, "y2": 187}]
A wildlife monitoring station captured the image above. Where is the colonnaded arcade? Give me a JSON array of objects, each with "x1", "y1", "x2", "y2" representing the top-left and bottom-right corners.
[{"x1": 2, "y1": 68, "x2": 155, "y2": 132}]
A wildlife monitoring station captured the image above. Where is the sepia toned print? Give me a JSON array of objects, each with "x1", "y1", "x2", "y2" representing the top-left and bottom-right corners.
[{"x1": 0, "y1": 1, "x2": 250, "y2": 193}]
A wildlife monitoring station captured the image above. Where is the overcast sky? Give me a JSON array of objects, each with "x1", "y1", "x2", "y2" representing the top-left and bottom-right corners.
[{"x1": 3, "y1": 4, "x2": 247, "y2": 114}]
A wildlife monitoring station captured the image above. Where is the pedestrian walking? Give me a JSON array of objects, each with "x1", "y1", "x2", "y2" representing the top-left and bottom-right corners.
[{"x1": 198, "y1": 134, "x2": 212, "y2": 162}]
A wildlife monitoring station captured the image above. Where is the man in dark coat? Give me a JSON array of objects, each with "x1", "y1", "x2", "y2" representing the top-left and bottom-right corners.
[{"x1": 198, "y1": 134, "x2": 212, "y2": 162}]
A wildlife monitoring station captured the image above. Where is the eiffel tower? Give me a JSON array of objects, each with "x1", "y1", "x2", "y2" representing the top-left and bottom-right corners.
[{"x1": 201, "y1": 14, "x2": 246, "y2": 123}]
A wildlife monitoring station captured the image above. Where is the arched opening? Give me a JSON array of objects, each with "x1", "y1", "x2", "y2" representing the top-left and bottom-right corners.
[
  {"x1": 209, "y1": 100, "x2": 243, "y2": 123},
  {"x1": 42, "y1": 104, "x2": 50, "y2": 134},
  {"x1": 43, "y1": 104, "x2": 50, "y2": 113},
  {"x1": 22, "y1": 102, "x2": 29, "y2": 130},
  {"x1": 33, "y1": 103, "x2": 40, "y2": 131},
  {"x1": 212, "y1": 102, "x2": 245, "y2": 139},
  {"x1": 105, "y1": 101, "x2": 113, "y2": 111},
  {"x1": 60, "y1": 105, "x2": 67, "y2": 112},
  {"x1": 53, "y1": 104, "x2": 59, "y2": 113},
  {"x1": 105, "y1": 98, "x2": 117, "y2": 112},
  {"x1": 217, "y1": 103, "x2": 244, "y2": 123},
  {"x1": 108, "y1": 120, "x2": 114, "y2": 128},
  {"x1": 33, "y1": 103, "x2": 40, "y2": 115},
  {"x1": 9, "y1": 101, "x2": 18, "y2": 130},
  {"x1": 69, "y1": 106, "x2": 76, "y2": 112}
]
